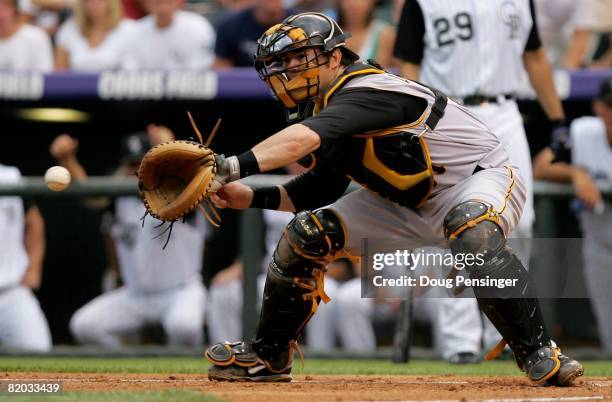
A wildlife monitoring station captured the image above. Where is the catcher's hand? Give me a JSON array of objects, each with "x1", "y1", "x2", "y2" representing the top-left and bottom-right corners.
[
  {"x1": 210, "y1": 181, "x2": 254, "y2": 209},
  {"x1": 210, "y1": 154, "x2": 240, "y2": 192}
]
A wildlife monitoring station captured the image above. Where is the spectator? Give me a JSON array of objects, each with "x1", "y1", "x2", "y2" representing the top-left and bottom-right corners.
[
  {"x1": 121, "y1": 0, "x2": 145, "y2": 19},
  {"x1": 0, "y1": 164, "x2": 52, "y2": 352},
  {"x1": 213, "y1": 0, "x2": 292, "y2": 69},
  {"x1": 19, "y1": 0, "x2": 72, "y2": 36},
  {"x1": 535, "y1": 0, "x2": 597, "y2": 69},
  {"x1": 336, "y1": 0, "x2": 395, "y2": 68},
  {"x1": 0, "y1": 0, "x2": 53, "y2": 71},
  {"x1": 591, "y1": 33, "x2": 611, "y2": 69},
  {"x1": 533, "y1": 78, "x2": 612, "y2": 353},
  {"x1": 587, "y1": 0, "x2": 611, "y2": 68},
  {"x1": 55, "y1": 0, "x2": 136, "y2": 71},
  {"x1": 50, "y1": 129, "x2": 208, "y2": 349},
  {"x1": 217, "y1": 0, "x2": 253, "y2": 12},
  {"x1": 293, "y1": 0, "x2": 334, "y2": 15},
  {"x1": 122, "y1": 0, "x2": 215, "y2": 69}
]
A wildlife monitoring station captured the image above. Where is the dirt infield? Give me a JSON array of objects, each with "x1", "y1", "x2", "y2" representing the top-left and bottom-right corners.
[{"x1": 4, "y1": 372, "x2": 612, "y2": 401}]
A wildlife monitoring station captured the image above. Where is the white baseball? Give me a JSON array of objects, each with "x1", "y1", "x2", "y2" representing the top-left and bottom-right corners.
[{"x1": 45, "y1": 166, "x2": 71, "y2": 191}]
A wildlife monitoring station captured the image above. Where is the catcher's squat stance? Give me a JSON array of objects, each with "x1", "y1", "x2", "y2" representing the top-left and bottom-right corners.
[{"x1": 201, "y1": 13, "x2": 582, "y2": 385}]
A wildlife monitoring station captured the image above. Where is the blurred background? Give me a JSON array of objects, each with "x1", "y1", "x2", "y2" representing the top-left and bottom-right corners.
[{"x1": 0, "y1": 0, "x2": 611, "y2": 363}]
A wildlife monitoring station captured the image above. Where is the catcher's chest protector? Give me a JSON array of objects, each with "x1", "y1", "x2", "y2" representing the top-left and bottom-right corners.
[{"x1": 317, "y1": 65, "x2": 447, "y2": 209}]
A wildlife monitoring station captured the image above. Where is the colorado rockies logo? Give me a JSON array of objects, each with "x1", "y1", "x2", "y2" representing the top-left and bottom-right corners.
[{"x1": 500, "y1": 1, "x2": 521, "y2": 39}]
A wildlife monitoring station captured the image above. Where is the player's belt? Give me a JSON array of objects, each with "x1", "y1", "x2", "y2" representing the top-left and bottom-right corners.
[{"x1": 460, "y1": 93, "x2": 514, "y2": 106}]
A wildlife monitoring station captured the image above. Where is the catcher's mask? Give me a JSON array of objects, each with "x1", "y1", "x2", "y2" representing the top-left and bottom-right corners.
[{"x1": 255, "y1": 12, "x2": 359, "y2": 113}]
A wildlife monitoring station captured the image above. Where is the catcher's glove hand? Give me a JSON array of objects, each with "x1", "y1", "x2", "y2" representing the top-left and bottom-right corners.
[
  {"x1": 138, "y1": 113, "x2": 223, "y2": 226},
  {"x1": 138, "y1": 140, "x2": 217, "y2": 222}
]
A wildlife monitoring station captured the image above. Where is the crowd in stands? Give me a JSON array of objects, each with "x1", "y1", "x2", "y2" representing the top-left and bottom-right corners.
[{"x1": 0, "y1": 0, "x2": 610, "y2": 72}]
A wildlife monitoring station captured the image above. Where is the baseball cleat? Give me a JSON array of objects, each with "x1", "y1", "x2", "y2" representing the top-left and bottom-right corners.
[
  {"x1": 207, "y1": 363, "x2": 292, "y2": 382},
  {"x1": 522, "y1": 345, "x2": 583, "y2": 386},
  {"x1": 205, "y1": 341, "x2": 293, "y2": 382},
  {"x1": 545, "y1": 351, "x2": 584, "y2": 387},
  {"x1": 523, "y1": 346, "x2": 562, "y2": 385}
]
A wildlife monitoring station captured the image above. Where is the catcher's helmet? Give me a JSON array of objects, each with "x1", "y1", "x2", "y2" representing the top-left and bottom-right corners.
[{"x1": 255, "y1": 12, "x2": 359, "y2": 110}]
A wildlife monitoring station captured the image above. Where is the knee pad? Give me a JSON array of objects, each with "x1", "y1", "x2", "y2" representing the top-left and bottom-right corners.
[
  {"x1": 444, "y1": 200, "x2": 502, "y2": 242},
  {"x1": 444, "y1": 200, "x2": 507, "y2": 268},
  {"x1": 273, "y1": 209, "x2": 345, "y2": 278}
]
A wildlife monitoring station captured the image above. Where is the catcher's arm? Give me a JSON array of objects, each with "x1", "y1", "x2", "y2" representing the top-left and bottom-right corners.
[
  {"x1": 212, "y1": 162, "x2": 350, "y2": 213},
  {"x1": 210, "y1": 182, "x2": 296, "y2": 212},
  {"x1": 225, "y1": 124, "x2": 320, "y2": 176},
  {"x1": 251, "y1": 124, "x2": 320, "y2": 171}
]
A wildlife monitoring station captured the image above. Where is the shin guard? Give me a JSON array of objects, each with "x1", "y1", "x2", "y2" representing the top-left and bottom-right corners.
[{"x1": 252, "y1": 209, "x2": 344, "y2": 370}]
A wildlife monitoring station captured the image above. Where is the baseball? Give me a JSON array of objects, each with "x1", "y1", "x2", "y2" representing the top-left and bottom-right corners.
[{"x1": 45, "y1": 166, "x2": 71, "y2": 191}]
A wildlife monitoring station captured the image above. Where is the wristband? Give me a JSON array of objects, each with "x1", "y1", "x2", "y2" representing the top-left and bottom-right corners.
[
  {"x1": 225, "y1": 156, "x2": 241, "y2": 182},
  {"x1": 237, "y1": 150, "x2": 261, "y2": 178},
  {"x1": 250, "y1": 186, "x2": 281, "y2": 210}
]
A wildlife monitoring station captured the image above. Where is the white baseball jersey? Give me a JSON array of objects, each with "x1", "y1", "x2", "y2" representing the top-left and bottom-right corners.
[
  {"x1": 0, "y1": 165, "x2": 29, "y2": 289},
  {"x1": 0, "y1": 24, "x2": 53, "y2": 72},
  {"x1": 396, "y1": 0, "x2": 537, "y2": 98},
  {"x1": 570, "y1": 116, "x2": 612, "y2": 245},
  {"x1": 121, "y1": 10, "x2": 216, "y2": 70},
  {"x1": 55, "y1": 19, "x2": 136, "y2": 71},
  {"x1": 110, "y1": 197, "x2": 206, "y2": 293}
]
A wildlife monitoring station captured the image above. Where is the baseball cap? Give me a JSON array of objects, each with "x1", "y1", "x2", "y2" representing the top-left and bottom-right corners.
[
  {"x1": 120, "y1": 132, "x2": 151, "y2": 164},
  {"x1": 596, "y1": 78, "x2": 612, "y2": 104}
]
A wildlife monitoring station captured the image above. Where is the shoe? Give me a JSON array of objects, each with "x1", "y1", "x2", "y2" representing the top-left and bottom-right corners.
[
  {"x1": 207, "y1": 361, "x2": 292, "y2": 382},
  {"x1": 447, "y1": 352, "x2": 481, "y2": 364},
  {"x1": 205, "y1": 341, "x2": 293, "y2": 382},
  {"x1": 523, "y1": 345, "x2": 583, "y2": 386},
  {"x1": 545, "y1": 351, "x2": 584, "y2": 387}
]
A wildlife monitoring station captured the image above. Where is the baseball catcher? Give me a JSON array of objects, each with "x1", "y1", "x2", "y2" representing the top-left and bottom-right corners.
[{"x1": 198, "y1": 12, "x2": 580, "y2": 385}]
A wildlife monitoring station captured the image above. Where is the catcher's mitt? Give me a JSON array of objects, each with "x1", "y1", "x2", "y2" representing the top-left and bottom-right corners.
[{"x1": 138, "y1": 113, "x2": 222, "y2": 226}]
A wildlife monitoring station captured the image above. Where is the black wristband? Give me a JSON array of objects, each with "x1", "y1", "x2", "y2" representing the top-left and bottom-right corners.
[
  {"x1": 237, "y1": 150, "x2": 261, "y2": 178},
  {"x1": 250, "y1": 186, "x2": 281, "y2": 210}
]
